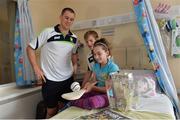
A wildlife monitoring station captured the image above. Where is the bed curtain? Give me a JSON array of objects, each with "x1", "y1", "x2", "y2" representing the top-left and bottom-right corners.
[{"x1": 132, "y1": 0, "x2": 180, "y2": 118}]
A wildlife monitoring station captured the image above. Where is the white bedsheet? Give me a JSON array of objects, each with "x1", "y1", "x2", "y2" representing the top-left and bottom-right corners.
[
  {"x1": 51, "y1": 93, "x2": 175, "y2": 119},
  {"x1": 135, "y1": 93, "x2": 175, "y2": 119}
]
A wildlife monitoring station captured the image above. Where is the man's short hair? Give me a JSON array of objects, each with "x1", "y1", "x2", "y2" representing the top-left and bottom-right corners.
[{"x1": 61, "y1": 7, "x2": 75, "y2": 15}]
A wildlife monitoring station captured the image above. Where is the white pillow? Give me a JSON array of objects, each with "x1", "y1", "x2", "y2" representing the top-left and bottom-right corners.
[{"x1": 136, "y1": 77, "x2": 156, "y2": 97}]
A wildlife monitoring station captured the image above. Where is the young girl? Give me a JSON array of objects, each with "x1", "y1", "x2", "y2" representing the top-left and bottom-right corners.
[{"x1": 71, "y1": 38, "x2": 120, "y2": 109}]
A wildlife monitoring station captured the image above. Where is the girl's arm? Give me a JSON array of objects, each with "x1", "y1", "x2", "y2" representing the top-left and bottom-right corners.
[
  {"x1": 91, "y1": 86, "x2": 106, "y2": 94},
  {"x1": 83, "y1": 72, "x2": 96, "y2": 92},
  {"x1": 83, "y1": 72, "x2": 107, "y2": 94},
  {"x1": 81, "y1": 71, "x2": 92, "y2": 88}
]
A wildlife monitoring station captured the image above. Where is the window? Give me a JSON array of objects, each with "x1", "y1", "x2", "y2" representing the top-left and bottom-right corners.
[{"x1": 0, "y1": 0, "x2": 16, "y2": 84}]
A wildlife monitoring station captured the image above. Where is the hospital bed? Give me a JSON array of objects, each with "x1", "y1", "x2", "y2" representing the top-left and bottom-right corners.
[{"x1": 51, "y1": 70, "x2": 175, "y2": 119}]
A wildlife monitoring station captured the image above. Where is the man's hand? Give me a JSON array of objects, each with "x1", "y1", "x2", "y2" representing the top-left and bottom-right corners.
[
  {"x1": 26, "y1": 46, "x2": 46, "y2": 83},
  {"x1": 33, "y1": 66, "x2": 46, "y2": 83}
]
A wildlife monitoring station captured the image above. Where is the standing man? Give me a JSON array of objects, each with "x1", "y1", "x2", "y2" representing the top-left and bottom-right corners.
[{"x1": 27, "y1": 7, "x2": 78, "y2": 118}]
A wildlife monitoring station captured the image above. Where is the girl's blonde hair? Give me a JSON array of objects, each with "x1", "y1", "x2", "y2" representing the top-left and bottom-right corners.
[{"x1": 84, "y1": 30, "x2": 99, "y2": 40}]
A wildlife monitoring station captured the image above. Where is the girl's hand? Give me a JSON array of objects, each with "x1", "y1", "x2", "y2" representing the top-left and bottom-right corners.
[
  {"x1": 105, "y1": 79, "x2": 112, "y2": 90},
  {"x1": 83, "y1": 81, "x2": 97, "y2": 93}
]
